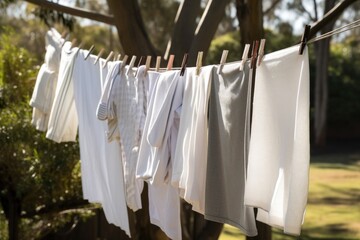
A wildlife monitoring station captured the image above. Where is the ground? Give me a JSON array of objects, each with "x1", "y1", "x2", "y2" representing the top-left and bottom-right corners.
[{"x1": 220, "y1": 141, "x2": 360, "y2": 240}]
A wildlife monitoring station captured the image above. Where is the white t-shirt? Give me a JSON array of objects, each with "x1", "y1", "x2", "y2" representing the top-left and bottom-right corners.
[{"x1": 244, "y1": 45, "x2": 310, "y2": 236}]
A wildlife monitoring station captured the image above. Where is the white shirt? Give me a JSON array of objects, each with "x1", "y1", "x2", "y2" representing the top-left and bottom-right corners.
[{"x1": 244, "y1": 45, "x2": 310, "y2": 236}]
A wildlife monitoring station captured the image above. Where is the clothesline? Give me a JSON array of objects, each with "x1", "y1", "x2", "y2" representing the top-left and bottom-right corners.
[
  {"x1": 61, "y1": 18, "x2": 360, "y2": 73},
  {"x1": 308, "y1": 18, "x2": 360, "y2": 44}
]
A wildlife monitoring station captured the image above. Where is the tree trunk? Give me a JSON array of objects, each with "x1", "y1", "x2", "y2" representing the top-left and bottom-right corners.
[
  {"x1": 236, "y1": 0, "x2": 264, "y2": 49},
  {"x1": 246, "y1": 219, "x2": 271, "y2": 240},
  {"x1": 106, "y1": 0, "x2": 157, "y2": 57},
  {"x1": 164, "y1": 0, "x2": 202, "y2": 63},
  {"x1": 188, "y1": 0, "x2": 232, "y2": 66},
  {"x1": 8, "y1": 190, "x2": 21, "y2": 240},
  {"x1": 314, "y1": 0, "x2": 337, "y2": 147},
  {"x1": 235, "y1": 1, "x2": 268, "y2": 239}
]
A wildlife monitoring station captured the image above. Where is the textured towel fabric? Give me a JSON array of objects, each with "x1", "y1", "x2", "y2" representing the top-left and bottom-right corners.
[
  {"x1": 244, "y1": 45, "x2": 310, "y2": 236},
  {"x1": 204, "y1": 62, "x2": 257, "y2": 236}
]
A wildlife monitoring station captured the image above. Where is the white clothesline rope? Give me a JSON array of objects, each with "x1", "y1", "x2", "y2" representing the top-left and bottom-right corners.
[{"x1": 308, "y1": 18, "x2": 360, "y2": 44}]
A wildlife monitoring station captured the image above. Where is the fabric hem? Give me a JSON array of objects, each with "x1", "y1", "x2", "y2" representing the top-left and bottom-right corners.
[{"x1": 204, "y1": 214, "x2": 258, "y2": 237}]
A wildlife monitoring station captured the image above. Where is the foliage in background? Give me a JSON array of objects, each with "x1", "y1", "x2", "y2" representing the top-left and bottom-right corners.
[
  {"x1": 328, "y1": 36, "x2": 360, "y2": 126},
  {"x1": 139, "y1": 0, "x2": 179, "y2": 53},
  {"x1": 0, "y1": 27, "x2": 85, "y2": 239}
]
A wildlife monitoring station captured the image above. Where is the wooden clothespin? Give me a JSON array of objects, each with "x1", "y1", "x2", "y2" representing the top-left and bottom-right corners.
[
  {"x1": 239, "y1": 44, "x2": 250, "y2": 71},
  {"x1": 84, "y1": 45, "x2": 95, "y2": 60},
  {"x1": 196, "y1": 51, "x2": 203, "y2": 76},
  {"x1": 180, "y1": 53, "x2": 188, "y2": 76},
  {"x1": 145, "y1": 56, "x2": 152, "y2": 76},
  {"x1": 155, "y1": 56, "x2": 161, "y2": 72},
  {"x1": 217, "y1": 50, "x2": 229, "y2": 74},
  {"x1": 167, "y1": 54, "x2": 175, "y2": 71},
  {"x1": 94, "y1": 48, "x2": 104, "y2": 65},
  {"x1": 257, "y1": 39, "x2": 266, "y2": 66},
  {"x1": 137, "y1": 56, "x2": 144, "y2": 68},
  {"x1": 119, "y1": 54, "x2": 128, "y2": 74},
  {"x1": 126, "y1": 55, "x2": 137, "y2": 75},
  {"x1": 299, "y1": 25, "x2": 311, "y2": 55},
  {"x1": 75, "y1": 41, "x2": 84, "y2": 54},
  {"x1": 116, "y1": 54, "x2": 122, "y2": 61},
  {"x1": 61, "y1": 30, "x2": 68, "y2": 39},
  {"x1": 135, "y1": 56, "x2": 144, "y2": 77},
  {"x1": 102, "y1": 51, "x2": 114, "y2": 69},
  {"x1": 70, "y1": 38, "x2": 77, "y2": 50},
  {"x1": 250, "y1": 40, "x2": 259, "y2": 69}
]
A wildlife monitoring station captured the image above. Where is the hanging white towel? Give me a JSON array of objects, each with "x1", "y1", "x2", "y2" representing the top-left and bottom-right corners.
[{"x1": 244, "y1": 45, "x2": 310, "y2": 236}]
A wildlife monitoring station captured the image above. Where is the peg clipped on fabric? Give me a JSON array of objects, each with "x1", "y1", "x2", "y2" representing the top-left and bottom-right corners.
[
  {"x1": 250, "y1": 40, "x2": 259, "y2": 69},
  {"x1": 102, "y1": 51, "x2": 114, "y2": 69},
  {"x1": 257, "y1": 39, "x2": 266, "y2": 66},
  {"x1": 126, "y1": 55, "x2": 137, "y2": 75},
  {"x1": 196, "y1": 51, "x2": 203, "y2": 76},
  {"x1": 94, "y1": 48, "x2": 104, "y2": 65},
  {"x1": 180, "y1": 53, "x2": 188, "y2": 76},
  {"x1": 239, "y1": 44, "x2": 250, "y2": 71},
  {"x1": 299, "y1": 25, "x2": 311, "y2": 55},
  {"x1": 156, "y1": 56, "x2": 161, "y2": 72},
  {"x1": 167, "y1": 54, "x2": 175, "y2": 71},
  {"x1": 84, "y1": 45, "x2": 95, "y2": 60},
  {"x1": 217, "y1": 50, "x2": 229, "y2": 74},
  {"x1": 75, "y1": 42, "x2": 84, "y2": 53},
  {"x1": 70, "y1": 38, "x2": 77, "y2": 50},
  {"x1": 116, "y1": 54, "x2": 121, "y2": 61},
  {"x1": 145, "y1": 56, "x2": 152, "y2": 75}
]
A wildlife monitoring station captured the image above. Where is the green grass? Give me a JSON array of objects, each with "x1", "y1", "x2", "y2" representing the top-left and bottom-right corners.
[{"x1": 219, "y1": 152, "x2": 360, "y2": 240}]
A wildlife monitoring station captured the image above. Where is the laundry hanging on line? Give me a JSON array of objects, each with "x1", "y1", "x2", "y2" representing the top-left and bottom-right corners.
[{"x1": 30, "y1": 27, "x2": 313, "y2": 239}]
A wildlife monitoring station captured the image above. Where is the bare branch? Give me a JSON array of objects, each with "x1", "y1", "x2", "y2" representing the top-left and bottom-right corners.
[
  {"x1": 313, "y1": 0, "x2": 318, "y2": 21},
  {"x1": 299, "y1": 1, "x2": 316, "y2": 22},
  {"x1": 21, "y1": 199, "x2": 90, "y2": 218},
  {"x1": 24, "y1": 0, "x2": 115, "y2": 25},
  {"x1": 263, "y1": 0, "x2": 281, "y2": 16},
  {"x1": 309, "y1": 0, "x2": 357, "y2": 38}
]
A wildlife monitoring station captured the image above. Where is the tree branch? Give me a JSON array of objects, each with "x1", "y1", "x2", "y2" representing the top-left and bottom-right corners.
[
  {"x1": 188, "y1": 0, "x2": 232, "y2": 66},
  {"x1": 21, "y1": 199, "x2": 90, "y2": 218},
  {"x1": 309, "y1": 0, "x2": 357, "y2": 38},
  {"x1": 313, "y1": 0, "x2": 318, "y2": 21},
  {"x1": 299, "y1": 1, "x2": 316, "y2": 22},
  {"x1": 263, "y1": 0, "x2": 281, "y2": 16},
  {"x1": 24, "y1": 0, "x2": 115, "y2": 25}
]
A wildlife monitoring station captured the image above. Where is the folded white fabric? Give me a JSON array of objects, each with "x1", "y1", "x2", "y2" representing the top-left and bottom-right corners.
[{"x1": 244, "y1": 45, "x2": 310, "y2": 236}]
